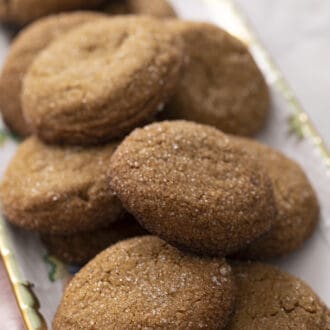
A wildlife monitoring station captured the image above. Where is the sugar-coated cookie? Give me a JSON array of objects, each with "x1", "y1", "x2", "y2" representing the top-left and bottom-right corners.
[
  {"x1": 227, "y1": 262, "x2": 329, "y2": 329},
  {"x1": 162, "y1": 21, "x2": 269, "y2": 136},
  {"x1": 109, "y1": 121, "x2": 276, "y2": 256},
  {"x1": 0, "y1": 137, "x2": 123, "y2": 234},
  {"x1": 0, "y1": 12, "x2": 106, "y2": 137},
  {"x1": 22, "y1": 16, "x2": 184, "y2": 145},
  {"x1": 53, "y1": 236, "x2": 235, "y2": 329},
  {"x1": 232, "y1": 137, "x2": 319, "y2": 259}
]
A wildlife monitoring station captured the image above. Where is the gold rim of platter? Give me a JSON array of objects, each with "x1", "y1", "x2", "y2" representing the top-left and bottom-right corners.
[{"x1": 0, "y1": 217, "x2": 46, "y2": 329}]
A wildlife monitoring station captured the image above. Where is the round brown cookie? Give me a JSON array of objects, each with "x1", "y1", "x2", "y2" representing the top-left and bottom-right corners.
[
  {"x1": 22, "y1": 16, "x2": 183, "y2": 145},
  {"x1": 109, "y1": 121, "x2": 276, "y2": 256},
  {"x1": 0, "y1": 137, "x2": 123, "y2": 234},
  {"x1": 0, "y1": 0, "x2": 105, "y2": 26},
  {"x1": 41, "y1": 214, "x2": 147, "y2": 265},
  {"x1": 0, "y1": 12, "x2": 106, "y2": 137},
  {"x1": 232, "y1": 137, "x2": 319, "y2": 260},
  {"x1": 227, "y1": 262, "x2": 328, "y2": 329},
  {"x1": 104, "y1": 0, "x2": 176, "y2": 18},
  {"x1": 53, "y1": 236, "x2": 235, "y2": 329},
  {"x1": 162, "y1": 21, "x2": 269, "y2": 136}
]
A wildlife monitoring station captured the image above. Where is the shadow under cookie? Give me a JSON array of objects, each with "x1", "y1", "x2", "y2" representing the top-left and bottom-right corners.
[
  {"x1": 41, "y1": 215, "x2": 147, "y2": 265},
  {"x1": 104, "y1": 0, "x2": 176, "y2": 18}
]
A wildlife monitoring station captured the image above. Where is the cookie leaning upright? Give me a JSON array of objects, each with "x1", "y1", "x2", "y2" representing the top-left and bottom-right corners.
[
  {"x1": 0, "y1": 137, "x2": 123, "y2": 234},
  {"x1": 0, "y1": 0, "x2": 105, "y2": 25},
  {"x1": 227, "y1": 262, "x2": 329, "y2": 329},
  {"x1": 232, "y1": 137, "x2": 319, "y2": 259},
  {"x1": 53, "y1": 236, "x2": 235, "y2": 329},
  {"x1": 0, "y1": 11, "x2": 106, "y2": 137},
  {"x1": 162, "y1": 21, "x2": 269, "y2": 136},
  {"x1": 109, "y1": 121, "x2": 276, "y2": 256},
  {"x1": 22, "y1": 16, "x2": 184, "y2": 145}
]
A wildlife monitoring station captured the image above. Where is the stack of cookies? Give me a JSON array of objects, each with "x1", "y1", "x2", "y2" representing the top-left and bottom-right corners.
[{"x1": 0, "y1": 2, "x2": 328, "y2": 328}]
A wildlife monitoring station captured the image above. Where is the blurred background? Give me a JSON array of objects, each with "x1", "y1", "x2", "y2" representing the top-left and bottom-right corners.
[{"x1": 238, "y1": 0, "x2": 330, "y2": 146}]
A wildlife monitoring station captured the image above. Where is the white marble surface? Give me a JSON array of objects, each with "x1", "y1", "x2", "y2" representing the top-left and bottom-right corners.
[{"x1": 236, "y1": 0, "x2": 330, "y2": 147}]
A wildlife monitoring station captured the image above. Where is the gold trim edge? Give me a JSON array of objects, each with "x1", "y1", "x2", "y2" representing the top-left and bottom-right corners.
[{"x1": 0, "y1": 217, "x2": 46, "y2": 330}]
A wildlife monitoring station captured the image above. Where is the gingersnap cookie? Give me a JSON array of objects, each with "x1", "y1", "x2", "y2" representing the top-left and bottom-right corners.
[
  {"x1": 0, "y1": 0, "x2": 105, "y2": 26},
  {"x1": 227, "y1": 262, "x2": 328, "y2": 329},
  {"x1": 22, "y1": 16, "x2": 183, "y2": 145},
  {"x1": 109, "y1": 121, "x2": 276, "y2": 256},
  {"x1": 0, "y1": 137, "x2": 123, "y2": 234},
  {"x1": 53, "y1": 236, "x2": 235, "y2": 329},
  {"x1": 162, "y1": 21, "x2": 269, "y2": 136},
  {"x1": 0, "y1": 12, "x2": 106, "y2": 137},
  {"x1": 41, "y1": 215, "x2": 147, "y2": 265},
  {"x1": 231, "y1": 137, "x2": 319, "y2": 260},
  {"x1": 105, "y1": 0, "x2": 176, "y2": 18}
]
